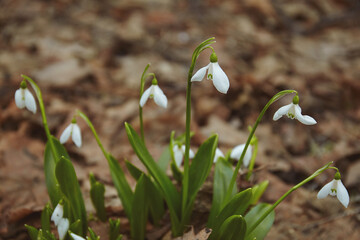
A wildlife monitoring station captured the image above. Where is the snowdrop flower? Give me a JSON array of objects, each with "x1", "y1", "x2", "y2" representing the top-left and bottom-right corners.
[
  {"x1": 14, "y1": 80, "x2": 37, "y2": 114},
  {"x1": 60, "y1": 119, "x2": 82, "y2": 147},
  {"x1": 57, "y1": 218, "x2": 69, "y2": 240},
  {"x1": 173, "y1": 144, "x2": 195, "y2": 167},
  {"x1": 140, "y1": 78, "x2": 167, "y2": 108},
  {"x1": 230, "y1": 144, "x2": 253, "y2": 167},
  {"x1": 70, "y1": 233, "x2": 86, "y2": 240},
  {"x1": 213, "y1": 148, "x2": 225, "y2": 163},
  {"x1": 273, "y1": 95, "x2": 316, "y2": 125},
  {"x1": 51, "y1": 203, "x2": 64, "y2": 226},
  {"x1": 317, "y1": 172, "x2": 349, "y2": 208},
  {"x1": 191, "y1": 52, "x2": 230, "y2": 94}
]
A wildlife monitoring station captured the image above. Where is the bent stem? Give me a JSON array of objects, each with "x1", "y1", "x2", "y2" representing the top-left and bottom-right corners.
[
  {"x1": 223, "y1": 90, "x2": 298, "y2": 205},
  {"x1": 181, "y1": 37, "x2": 216, "y2": 220},
  {"x1": 21, "y1": 74, "x2": 58, "y2": 158},
  {"x1": 247, "y1": 161, "x2": 334, "y2": 235}
]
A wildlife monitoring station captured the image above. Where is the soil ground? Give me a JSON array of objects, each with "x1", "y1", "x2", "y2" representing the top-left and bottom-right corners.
[{"x1": 1, "y1": 0, "x2": 360, "y2": 239}]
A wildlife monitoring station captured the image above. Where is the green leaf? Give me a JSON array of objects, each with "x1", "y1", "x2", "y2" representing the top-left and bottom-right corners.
[
  {"x1": 126, "y1": 161, "x2": 165, "y2": 225},
  {"x1": 88, "y1": 227, "x2": 100, "y2": 240},
  {"x1": 109, "y1": 219, "x2": 122, "y2": 240},
  {"x1": 108, "y1": 154, "x2": 134, "y2": 219},
  {"x1": 157, "y1": 145, "x2": 171, "y2": 172},
  {"x1": 125, "y1": 160, "x2": 144, "y2": 180},
  {"x1": 55, "y1": 156, "x2": 87, "y2": 236},
  {"x1": 25, "y1": 225, "x2": 38, "y2": 240},
  {"x1": 217, "y1": 215, "x2": 247, "y2": 240},
  {"x1": 245, "y1": 203, "x2": 275, "y2": 240},
  {"x1": 209, "y1": 188, "x2": 252, "y2": 240},
  {"x1": 69, "y1": 219, "x2": 82, "y2": 236},
  {"x1": 170, "y1": 161, "x2": 183, "y2": 183},
  {"x1": 250, "y1": 181, "x2": 269, "y2": 205},
  {"x1": 125, "y1": 123, "x2": 181, "y2": 234},
  {"x1": 40, "y1": 203, "x2": 52, "y2": 232},
  {"x1": 131, "y1": 175, "x2": 148, "y2": 240},
  {"x1": 43, "y1": 230, "x2": 56, "y2": 240},
  {"x1": 188, "y1": 135, "x2": 218, "y2": 204},
  {"x1": 208, "y1": 157, "x2": 237, "y2": 227},
  {"x1": 89, "y1": 173, "x2": 107, "y2": 221},
  {"x1": 44, "y1": 136, "x2": 69, "y2": 207}
]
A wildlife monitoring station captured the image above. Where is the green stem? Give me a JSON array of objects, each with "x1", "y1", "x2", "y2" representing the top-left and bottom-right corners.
[
  {"x1": 247, "y1": 161, "x2": 334, "y2": 234},
  {"x1": 77, "y1": 110, "x2": 108, "y2": 157},
  {"x1": 21, "y1": 74, "x2": 58, "y2": 159},
  {"x1": 139, "y1": 64, "x2": 151, "y2": 143},
  {"x1": 223, "y1": 90, "x2": 297, "y2": 205},
  {"x1": 181, "y1": 37, "x2": 216, "y2": 221},
  {"x1": 246, "y1": 139, "x2": 258, "y2": 180}
]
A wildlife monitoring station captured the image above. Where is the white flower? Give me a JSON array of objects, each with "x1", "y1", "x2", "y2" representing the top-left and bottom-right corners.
[
  {"x1": 60, "y1": 122, "x2": 82, "y2": 147},
  {"x1": 70, "y1": 233, "x2": 86, "y2": 240},
  {"x1": 273, "y1": 102, "x2": 316, "y2": 125},
  {"x1": 51, "y1": 203, "x2": 64, "y2": 226},
  {"x1": 57, "y1": 218, "x2": 69, "y2": 240},
  {"x1": 213, "y1": 148, "x2": 225, "y2": 163},
  {"x1": 14, "y1": 85, "x2": 37, "y2": 114},
  {"x1": 317, "y1": 179, "x2": 349, "y2": 208},
  {"x1": 140, "y1": 84, "x2": 167, "y2": 108},
  {"x1": 173, "y1": 145, "x2": 195, "y2": 167},
  {"x1": 191, "y1": 53, "x2": 230, "y2": 94},
  {"x1": 230, "y1": 144, "x2": 253, "y2": 167}
]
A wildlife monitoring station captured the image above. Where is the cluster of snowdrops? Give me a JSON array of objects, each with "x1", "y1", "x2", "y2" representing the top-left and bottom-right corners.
[{"x1": 15, "y1": 38, "x2": 349, "y2": 240}]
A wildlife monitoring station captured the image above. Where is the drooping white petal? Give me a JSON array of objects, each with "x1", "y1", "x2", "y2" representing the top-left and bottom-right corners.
[
  {"x1": 230, "y1": 144, "x2": 252, "y2": 167},
  {"x1": 70, "y1": 233, "x2": 86, "y2": 240},
  {"x1": 139, "y1": 86, "x2": 153, "y2": 107},
  {"x1": 173, "y1": 145, "x2": 184, "y2": 167},
  {"x1": 317, "y1": 180, "x2": 333, "y2": 199},
  {"x1": 153, "y1": 85, "x2": 168, "y2": 108},
  {"x1": 15, "y1": 89, "x2": 25, "y2": 109},
  {"x1": 24, "y1": 88, "x2": 37, "y2": 114},
  {"x1": 51, "y1": 203, "x2": 64, "y2": 226},
  {"x1": 211, "y1": 62, "x2": 230, "y2": 94},
  {"x1": 213, "y1": 148, "x2": 224, "y2": 163},
  {"x1": 191, "y1": 64, "x2": 209, "y2": 82},
  {"x1": 273, "y1": 103, "x2": 293, "y2": 121},
  {"x1": 57, "y1": 218, "x2": 69, "y2": 240},
  {"x1": 60, "y1": 124, "x2": 72, "y2": 144},
  {"x1": 189, "y1": 148, "x2": 195, "y2": 159},
  {"x1": 294, "y1": 105, "x2": 316, "y2": 125},
  {"x1": 72, "y1": 124, "x2": 82, "y2": 148},
  {"x1": 336, "y1": 180, "x2": 349, "y2": 208}
]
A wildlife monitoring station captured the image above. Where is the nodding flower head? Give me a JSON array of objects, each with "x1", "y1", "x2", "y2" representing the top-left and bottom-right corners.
[
  {"x1": 14, "y1": 80, "x2": 37, "y2": 114},
  {"x1": 230, "y1": 144, "x2": 253, "y2": 167},
  {"x1": 60, "y1": 118, "x2": 82, "y2": 147},
  {"x1": 317, "y1": 172, "x2": 350, "y2": 208},
  {"x1": 70, "y1": 233, "x2": 86, "y2": 240},
  {"x1": 191, "y1": 52, "x2": 230, "y2": 94},
  {"x1": 213, "y1": 148, "x2": 225, "y2": 163},
  {"x1": 51, "y1": 202, "x2": 64, "y2": 226},
  {"x1": 140, "y1": 78, "x2": 168, "y2": 108},
  {"x1": 172, "y1": 144, "x2": 195, "y2": 167},
  {"x1": 57, "y1": 218, "x2": 69, "y2": 240},
  {"x1": 273, "y1": 95, "x2": 316, "y2": 125}
]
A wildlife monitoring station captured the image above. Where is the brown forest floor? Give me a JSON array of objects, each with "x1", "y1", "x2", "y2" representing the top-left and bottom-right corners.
[{"x1": 1, "y1": 0, "x2": 360, "y2": 239}]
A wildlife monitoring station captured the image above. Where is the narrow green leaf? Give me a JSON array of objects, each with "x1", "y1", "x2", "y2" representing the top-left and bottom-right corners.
[
  {"x1": 125, "y1": 123, "x2": 181, "y2": 234},
  {"x1": 157, "y1": 145, "x2": 171, "y2": 172},
  {"x1": 217, "y1": 215, "x2": 246, "y2": 240},
  {"x1": 41, "y1": 203, "x2": 52, "y2": 232},
  {"x1": 88, "y1": 227, "x2": 100, "y2": 240},
  {"x1": 44, "y1": 136, "x2": 69, "y2": 207},
  {"x1": 109, "y1": 219, "x2": 122, "y2": 240},
  {"x1": 170, "y1": 161, "x2": 183, "y2": 183},
  {"x1": 188, "y1": 135, "x2": 218, "y2": 203},
  {"x1": 108, "y1": 154, "x2": 133, "y2": 219},
  {"x1": 131, "y1": 175, "x2": 148, "y2": 240},
  {"x1": 55, "y1": 156, "x2": 87, "y2": 236},
  {"x1": 245, "y1": 203, "x2": 275, "y2": 240},
  {"x1": 209, "y1": 188, "x2": 252, "y2": 239},
  {"x1": 25, "y1": 225, "x2": 38, "y2": 240},
  {"x1": 250, "y1": 181, "x2": 269, "y2": 205},
  {"x1": 89, "y1": 173, "x2": 107, "y2": 221},
  {"x1": 69, "y1": 219, "x2": 82, "y2": 236},
  {"x1": 125, "y1": 161, "x2": 165, "y2": 225},
  {"x1": 43, "y1": 230, "x2": 56, "y2": 240},
  {"x1": 208, "y1": 158, "x2": 237, "y2": 227}
]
